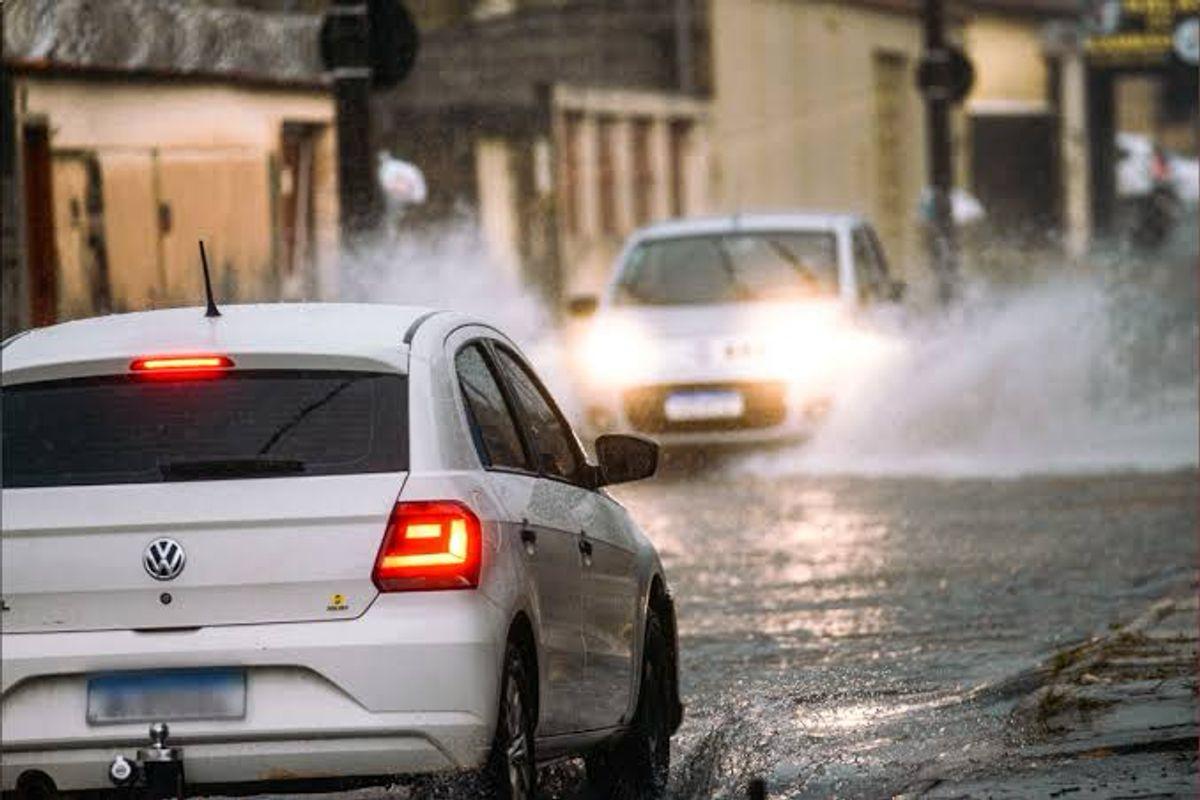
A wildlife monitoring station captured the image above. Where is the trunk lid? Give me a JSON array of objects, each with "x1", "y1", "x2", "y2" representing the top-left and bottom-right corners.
[
  {"x1": 1, "y1": 474, "x2": 404, "y2": 632},
  {"x1": 1, "y1": 367, "x2": 409, "y2": 632}
]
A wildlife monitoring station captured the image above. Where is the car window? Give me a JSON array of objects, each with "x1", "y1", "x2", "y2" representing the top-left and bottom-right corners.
[
  {"x1": 865, "y1": 227, "x2": 892, "y2": 282},
  {"x1": 853, "y1": 227, "x2": 884, "y2": 301},
  {"x1": 454, "y1": 344, "x2": 530, "y2": 471},
  {"x1": 614, "y1": 231, "x2": 840, "y2": 306},
  {"x1": 1, "y1": 371, "x2": 406, "y2": 488},
  {"x1": 491, "y1": 347, "x2": 582, "y2": 483}
]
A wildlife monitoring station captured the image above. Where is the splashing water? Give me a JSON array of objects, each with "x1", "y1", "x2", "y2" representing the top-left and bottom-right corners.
[
  {"x1": 735, "y1": 265, "x2": 1198, "y2": 478},
  {"x1": 336, "y1": 216, "x2": 579, "y2": 413},
  {"x1": 340, "y1": 218, "x2": 1196, "y2": 480}
]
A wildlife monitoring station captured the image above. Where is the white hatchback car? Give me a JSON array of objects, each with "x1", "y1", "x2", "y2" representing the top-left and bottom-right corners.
[
  {"x1": 572, "y1": 213, "x2": 903, "y2": 445},
  {"x1": 0, "y1": 304, "x2": 681, "y2": 799}
]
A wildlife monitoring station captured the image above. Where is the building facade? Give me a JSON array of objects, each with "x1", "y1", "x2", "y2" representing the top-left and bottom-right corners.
[
  {"x1": 379, "y1": 0, "x2": 711, "y2": 303},
  {"x1": 964, "y1": 1, "x2": 1075, "y2": 246},
  {"x1": 706, "y1": 0, "x2": 944, "y2": 282},
  {"x1": 399, "y1": 0, "x2": 1183, "y2": 301},
  {"x1": 2, "y1": 0, "x2": 338, "y2": 336}
]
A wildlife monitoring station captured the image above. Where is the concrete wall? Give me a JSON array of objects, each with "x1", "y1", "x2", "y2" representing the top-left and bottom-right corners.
[
  {"x1": 707, "y1": 0, "x2": 936, "y2": 281},
  {"x1": 13, "y1": 75, "x2": 338, "y2": 321}
]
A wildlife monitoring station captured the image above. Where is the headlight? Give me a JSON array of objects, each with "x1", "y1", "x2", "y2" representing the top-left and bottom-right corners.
[
  {"x1": 753, "y1": 304, "x2": 894, "y2": 391},
  {"x1": 755, "y1": 306, "x2": 840, "y2": 386},
  {"x1": 580, "y1": 318, "x2": 653, "y2": 387}
]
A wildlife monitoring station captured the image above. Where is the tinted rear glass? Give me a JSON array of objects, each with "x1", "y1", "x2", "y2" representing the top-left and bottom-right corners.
[{"x1": 2, "y1": 371, "x2": 407, "y2": 488}]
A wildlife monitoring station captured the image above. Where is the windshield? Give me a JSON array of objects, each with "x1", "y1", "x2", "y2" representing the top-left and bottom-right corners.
[
  {"x1": 613, "y1": 232, "x2": 840, "y2": 306},
  {"x1": 1, "y1": 370, "x2": 407, "y2": 488}
]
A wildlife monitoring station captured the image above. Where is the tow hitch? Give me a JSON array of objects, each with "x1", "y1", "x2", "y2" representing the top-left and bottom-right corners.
[{"x1": 107, "y1": 722, "x2": 185, "y2": 799}]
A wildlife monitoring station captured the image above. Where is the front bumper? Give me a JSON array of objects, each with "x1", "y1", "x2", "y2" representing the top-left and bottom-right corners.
[
  {"x1": 583, "y1": 380, "x2": 829, "y2": 446},
  {"x1": 1, "y1": 592, "x2": 505, "y2": 791}
]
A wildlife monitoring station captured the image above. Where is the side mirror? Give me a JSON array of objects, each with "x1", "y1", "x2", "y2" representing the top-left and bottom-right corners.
[
  {"x1": 568, "y1": 295, "x2": 599, "y2": 318},
  {"x1": 888, "y1": 280, "x2": 907, "y2": 302},
  {"x1": 595, "y1": 434, "x2": 658, "y2": 486}
]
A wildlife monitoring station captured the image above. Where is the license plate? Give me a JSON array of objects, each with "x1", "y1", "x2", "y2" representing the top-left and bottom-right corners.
[
  {"x1": 87, "y1": 668, "x2": 246, "y2": 725},
  {"x1": 663, "y1": 390, "x2": 745, "y2": 421}
]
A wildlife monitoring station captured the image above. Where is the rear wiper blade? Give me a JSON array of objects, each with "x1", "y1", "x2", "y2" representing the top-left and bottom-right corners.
[{"x1": 159, "y1": 458, "x2": 306, "y2": 481}]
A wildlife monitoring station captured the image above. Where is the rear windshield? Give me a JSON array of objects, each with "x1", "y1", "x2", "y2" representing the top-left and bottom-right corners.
[
  {"x1": 615, "y1": 231, "x2": 840, "y2": 306},
  {"x1": 2, "y1": 370, "x2": 407, "y2": 488}
]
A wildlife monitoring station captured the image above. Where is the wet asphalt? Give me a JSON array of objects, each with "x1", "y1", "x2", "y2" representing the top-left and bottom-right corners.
[{"x1": 593, "y1": 464, "x2": 1198, "y2": 799}]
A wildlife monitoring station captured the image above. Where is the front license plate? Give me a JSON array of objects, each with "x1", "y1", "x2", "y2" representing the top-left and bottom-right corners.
[
  {"x1": 87, "y1": 668, "x2": 246, "y2": 725},
  {"x1": 663, "y1": 390, "x2": 745, "y2": 421}
]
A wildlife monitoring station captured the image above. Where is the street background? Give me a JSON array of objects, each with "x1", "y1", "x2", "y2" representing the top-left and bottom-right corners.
[{"x1": 3, "y1": 1, "x2": 1198, "y2": 798}]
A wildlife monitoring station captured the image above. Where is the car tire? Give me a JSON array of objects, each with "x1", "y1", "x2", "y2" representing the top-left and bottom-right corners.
[
  {"x1": 483, "y1": 641, "x2": 537, "y2": 800},
  {"x1": 585, "y1": 610, "x2": 672, "y2": 799}
]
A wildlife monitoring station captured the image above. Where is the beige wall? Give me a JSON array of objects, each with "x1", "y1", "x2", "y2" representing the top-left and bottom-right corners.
[
  {"x1": 1115, "y1": 75, "x2": 1159, "y2": 135},
  {"x1": 475, "y1": 137, "x2": 522, "y2": 280},
  {"x1": 708, "y1": 0, "x2": 939, "y2": 279},
  {"x1": 17, "y1": 76, "x2": 338, "y2": 318},
  {"x1": 964, "y1": 14, "x2": 1051, "y2": 113}
]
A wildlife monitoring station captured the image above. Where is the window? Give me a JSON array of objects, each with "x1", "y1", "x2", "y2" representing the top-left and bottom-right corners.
[
  {"x1": 614, "y1": 231, "x2": 840, "y2": 306},
  {"x1": 853, "y1": 228, "x2": 883, "y2": 301},
  {"x1": 492, "y1": 348, "x2": 582, "y2": 483},
  {"x1": 632, "y1": 117, "x2": 654, "y2": 226},
  {"x1": 560, "y1": 111, "x2": 583, "y2": 235},
  {"x1": 668, "y1": 119, "x2": 691, "y2": 217},
  {"x1": 865, "y1": 227, "x2": 892, "y2": 282},
  {"x1": 454, "y1": 345, "x2": 529, "y2": 470},
  {"x1": 2, "y1": 371, "x2": 407, "y2": 488},
  {"x1": 598, "y1": 116, "x2": 618, "y2": 236}
]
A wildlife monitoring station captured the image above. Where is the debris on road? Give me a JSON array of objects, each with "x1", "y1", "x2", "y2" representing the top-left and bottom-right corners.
[{"x1": 921, "y1": 589, "x2": 1198, "y2": 798}]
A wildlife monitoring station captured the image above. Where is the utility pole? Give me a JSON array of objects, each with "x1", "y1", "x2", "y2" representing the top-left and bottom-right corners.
[
  {"x1": 920, "y1": 0, "x2": 959, "y2": 304},
  {"x1": 325, "y1": 0, "x2": 382, "y2": 246}
]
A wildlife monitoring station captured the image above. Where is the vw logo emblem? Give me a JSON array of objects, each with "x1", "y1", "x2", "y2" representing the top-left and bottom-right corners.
[{"x1": 143, "y1": 538, "x2": 186, "y2": 581}]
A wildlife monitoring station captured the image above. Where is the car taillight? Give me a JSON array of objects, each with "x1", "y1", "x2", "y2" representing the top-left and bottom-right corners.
[
  {"x1": 372, "y1": 501, "x2": 482, "y2": 592},
  {"x1": 130, "y1": 354, "x2": 234, "y2": 376}
]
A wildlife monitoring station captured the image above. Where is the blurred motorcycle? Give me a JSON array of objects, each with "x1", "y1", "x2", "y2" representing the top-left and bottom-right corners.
[
  {"x1": 1116, "y1": 133, "x2": 1195, "y2": 251},
  {"x1": 1130, "y1": 147, "x2": 1182, "y2": 249}
]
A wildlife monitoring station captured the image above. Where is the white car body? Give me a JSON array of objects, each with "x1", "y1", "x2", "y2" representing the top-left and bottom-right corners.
[
  {"x1": 575, "y1": 213, "x2": 899, "y2": 446},
  {"x1": 0, "y1": 304, "x2": 679, "y2": 793}
]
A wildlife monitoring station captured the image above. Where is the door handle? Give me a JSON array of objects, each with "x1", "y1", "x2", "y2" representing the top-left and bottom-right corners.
[{"x1": 520, "y1": 528, "x2": 537, "y2": 554}]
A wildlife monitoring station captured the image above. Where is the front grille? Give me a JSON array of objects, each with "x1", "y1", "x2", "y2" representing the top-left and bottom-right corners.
[{"x1": 622, "y1": 382, "x2": 788, "y2": 434}]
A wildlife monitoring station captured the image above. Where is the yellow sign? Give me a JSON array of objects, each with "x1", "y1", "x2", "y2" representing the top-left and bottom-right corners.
[{"x1": 1085, "y1": 0, "x2": 1200, "y2": 65}]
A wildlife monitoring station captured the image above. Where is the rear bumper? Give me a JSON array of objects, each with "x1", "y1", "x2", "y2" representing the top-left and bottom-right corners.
[
  {"x1": 1, "y1": 732, "x2": 462, "y2": 791},
  {"x1": 0, "y1": 592, "x2": 505, "y2": 791}
]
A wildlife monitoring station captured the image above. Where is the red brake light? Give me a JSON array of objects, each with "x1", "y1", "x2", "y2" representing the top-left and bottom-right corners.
[
  {"x1": 372, "y1": 501, "x2": 482, "y2": 592},
  {"x1": 130, "y1": 355, "x2": 234, "y2": 375}
]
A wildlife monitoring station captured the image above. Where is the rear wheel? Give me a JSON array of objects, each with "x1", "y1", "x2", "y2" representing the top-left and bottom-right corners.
[
  {"x1": 585, "y1": 611, "x2": 672, "y2": 799},
  {"x1": 483, "y1": 642, "x2": 537, "y2": 800}
]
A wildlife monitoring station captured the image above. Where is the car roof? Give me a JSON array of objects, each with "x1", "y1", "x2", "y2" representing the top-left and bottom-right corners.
[
  {"x1": 1, "y1": 303, "x2": 448, "y2": 385},
  {"x1": 630, "y1": 211, "x2": 866, "y2": 241}
]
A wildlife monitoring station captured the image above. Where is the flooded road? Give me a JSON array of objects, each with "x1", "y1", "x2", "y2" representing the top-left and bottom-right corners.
[{"x1": 605, "y1": 466, "x2": 1197, "y2": 798}]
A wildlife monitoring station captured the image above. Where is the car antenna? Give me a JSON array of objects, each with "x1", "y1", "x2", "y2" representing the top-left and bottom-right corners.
[{"x1": 198, "y1": 240, "x2": 221, "y2": 318}]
